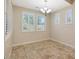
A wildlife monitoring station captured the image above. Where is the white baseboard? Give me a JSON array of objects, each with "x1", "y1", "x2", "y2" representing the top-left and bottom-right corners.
[
  {"x1": 50, "y1": 38, "x2": 75, "y2": 49},
  {"x1": 12, "y1": 39, "x2": 49, "y2": 47},
  {"x1": 12, "y1": 38, "x2": 74, "y2": 49}
]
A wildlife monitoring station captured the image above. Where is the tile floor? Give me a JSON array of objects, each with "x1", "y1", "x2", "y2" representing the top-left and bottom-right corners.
[{"x1": 11, "y1": 40, "x2": 75, "y2": 59}]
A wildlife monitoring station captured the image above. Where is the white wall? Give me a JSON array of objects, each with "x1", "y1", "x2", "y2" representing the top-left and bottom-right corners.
[
  {"x1": 12, "y1": 4, "x2": 75, "y2": 48},
  {"x1": 5, "y1": 32, "x2": 13, "y2": 59},
  {"x1": 4, "y1": 1, "x2": 75, "y2": 59},
  {"x1": 12, "y1": 6, "x2": 50, "y2": 46},
  {"x1": 50, "y1": 4, "x2": 75, "y2": 48}
]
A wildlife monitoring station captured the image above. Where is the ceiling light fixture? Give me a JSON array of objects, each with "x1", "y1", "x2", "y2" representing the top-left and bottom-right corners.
[{"x1": 40, "y1": 0, "x2": 52, "y2": 16}]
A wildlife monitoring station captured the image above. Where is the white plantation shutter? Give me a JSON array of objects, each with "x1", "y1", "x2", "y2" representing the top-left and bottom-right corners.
[
  {"x1": 22, "y1": 12, "x2": 46, "y2": 32},
  {"x1": 36, "y1": 16, "x2": 46, "y2": 31}
]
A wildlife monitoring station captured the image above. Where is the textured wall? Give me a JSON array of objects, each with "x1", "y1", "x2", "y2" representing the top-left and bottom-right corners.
[
  {"x1": 12, "y1": 6, "x2": 50, "y2": 46},
  {"x1": 50, "y1": 4, "x2": 75, "y2": 48}
]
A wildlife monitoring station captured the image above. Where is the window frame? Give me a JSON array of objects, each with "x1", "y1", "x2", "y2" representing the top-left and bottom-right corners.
[{"x1": 21, "y1": 12, "x2": 46, "y2": 32}]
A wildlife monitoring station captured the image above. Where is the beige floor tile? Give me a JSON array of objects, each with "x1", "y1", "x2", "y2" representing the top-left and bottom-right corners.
[{"x1": 11, "y1": 40, "x2": 75, "y2": 59}]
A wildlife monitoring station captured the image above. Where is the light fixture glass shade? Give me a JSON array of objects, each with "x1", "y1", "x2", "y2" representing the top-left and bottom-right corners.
[
  {"x1": 40, "y1": 9, "x2": 45, "y2": 13},
  {"x1": 47, "y1": 9, "x2": 51, "y2": 13},
  {"x1": 40, "y1": 8, "x2": 51, "y2": 14}
]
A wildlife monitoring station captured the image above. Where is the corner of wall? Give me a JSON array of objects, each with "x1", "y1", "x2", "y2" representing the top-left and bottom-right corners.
[{"x1": 50, "y1": 37, "x2": 75, "y2": 49}]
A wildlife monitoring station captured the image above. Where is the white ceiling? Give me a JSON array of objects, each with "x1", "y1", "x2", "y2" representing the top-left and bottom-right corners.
[{"x1": 12, "y1": 0, "x2": 71, "y2": 12}]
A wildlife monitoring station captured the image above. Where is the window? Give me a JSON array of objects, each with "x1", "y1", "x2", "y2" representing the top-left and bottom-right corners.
[
  {"x1": 22, "y1": 12, "x2": 35, "y2": 32},
  {"x1": 5, "y1": 0, "x2": 8, "y2": 35},
  {"x1": 65, "y1": 8, "x2": 73, "y2": 24},
  {"x1": 22, "y1": 12, "x2": 46, "y2": 32},
  {"x1": 5, "y1": 12, "x2": 8, "y2": 34},
  {"x1": 36, "y1": 16, "x2": 45, "y2": 31}
]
